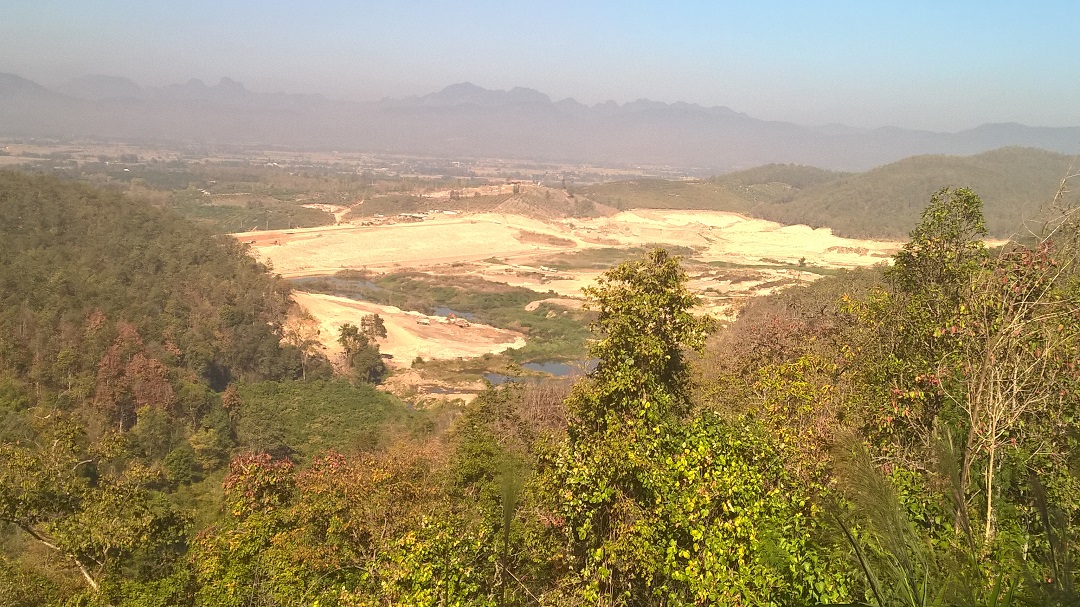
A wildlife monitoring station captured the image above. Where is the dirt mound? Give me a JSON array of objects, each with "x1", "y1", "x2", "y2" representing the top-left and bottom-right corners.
[
  {"x1": 381, "y1": 369, "x2": 486, "y2": 404},
  {"x1": 291, "y1": 291, "x2": 526, "y2": 365},
  {"x1": 514, "y1": 230, "x2": 576, "y2": 247},
  {"x1": 524, "y1": 297, "x2": 585, "y2": 312},
  {"x1": 490, "y1": 187, "x2": 613, "y2": 220},
  {"x1": 825, "y1": 245, "x2": 869, "y2": 255}
]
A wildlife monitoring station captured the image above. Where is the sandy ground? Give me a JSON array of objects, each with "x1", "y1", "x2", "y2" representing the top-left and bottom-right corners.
[
  {"x1": 243, "y1": 208, "x2": 902, "y2": 332},
  {"x1": 422, "y1": 184, "x2": 517, "y2": 198},
  {"x1": 236, "y1": 213, "x2": 579, "y2": 277},
  {"x1": 239, "y1": 209, "x2": 899, "y2": 279},
  {"x1": 380, "y1": 368, "x2": 487, "y2": 404},
  {"x1": 244, "y1": 209, "x2": 902, "y2": 400},
  {"x1": 570, "y1": 210, "x2": 899, "y2": 267},
  {"x1": 291, "y1": 291, "x2": 525, "y2": 366}
]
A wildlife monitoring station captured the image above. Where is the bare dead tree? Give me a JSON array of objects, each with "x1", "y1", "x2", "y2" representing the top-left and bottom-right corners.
[{"x1": 949, "y1": 167, "x2": 1080, "y2": 542}]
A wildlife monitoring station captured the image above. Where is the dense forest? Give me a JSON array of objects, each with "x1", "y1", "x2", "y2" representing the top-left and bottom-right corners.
[{"x1": 2, "y1": 171, "x2": 1080, "y2": 606}]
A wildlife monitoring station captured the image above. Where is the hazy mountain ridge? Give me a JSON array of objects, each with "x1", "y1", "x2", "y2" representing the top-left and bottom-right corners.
[
  {"x1": 2, "y1": 73, "x2": 1078, "y2": 171},
  {"x1": 53, "y1": 74, "x2": 144, "y2": 100}
]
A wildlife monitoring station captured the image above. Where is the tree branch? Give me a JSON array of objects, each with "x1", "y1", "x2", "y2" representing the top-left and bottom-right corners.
[{"x1": 15, "y1": 522, "x2": 100, "y2": 592}]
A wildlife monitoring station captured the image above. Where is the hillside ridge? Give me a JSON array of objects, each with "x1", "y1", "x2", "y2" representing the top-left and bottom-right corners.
[{"x1": 583, "y1": 147, "x2": 1078, "y2": 238}]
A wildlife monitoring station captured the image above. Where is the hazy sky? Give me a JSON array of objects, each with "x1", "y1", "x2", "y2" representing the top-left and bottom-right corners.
[{"x1": 3, "y1": 0, "x2": 1077, "y2": 131}]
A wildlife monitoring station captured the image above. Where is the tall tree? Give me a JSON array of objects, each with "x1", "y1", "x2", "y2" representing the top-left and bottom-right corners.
[
  {"x1": 338, "y1": 323, "x2": 386, "y2": 383},
  {"x1": 283, "y1": 309, "x2": 322, "y2": 380},
  {"x1": 547, "y1": 250, "x2": 841, "y2": 606},
  {"x1": 361, "y1": 313, "x2": 388, "y2": 340},
  {"x1": 0, "y1": 413, "x2": 188, "y2": 596},
  {"x1": 568, "y1": 248, "x2": 713, "y2": 436}
]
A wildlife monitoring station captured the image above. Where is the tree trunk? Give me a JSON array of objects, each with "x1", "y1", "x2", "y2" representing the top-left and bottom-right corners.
[
  {"x1": 18, "y1": 523, "x2": 100, "y2": 592},
  {"x1": 984, "y1": 442, "x2": 996, "y2": 543}
]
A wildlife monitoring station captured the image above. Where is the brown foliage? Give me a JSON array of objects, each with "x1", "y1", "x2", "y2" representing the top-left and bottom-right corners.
[{"x1": 93, "y1": 322, "x2": 177, "y2": 429}]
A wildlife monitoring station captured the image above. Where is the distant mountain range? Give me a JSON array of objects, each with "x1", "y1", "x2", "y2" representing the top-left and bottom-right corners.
[{"x1": 2, "y1": 73, "x2": 1078, "y2": 171}]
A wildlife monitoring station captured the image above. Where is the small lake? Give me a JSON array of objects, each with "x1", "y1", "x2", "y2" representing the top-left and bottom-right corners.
[
  {"x1": 484, "y1": 359, "x2": 599, "y2": 385},
  {"x1": 522, "y1": 359, "x2": 598, "y2": 376},
  {"x1": 433, "y1": 306, "x2": 476, "y2": 320},
  {"x1": 290, "y1": 276, "x2": 384, "y2": 299},
  {"x1": 483, "y1": 373, "x2": 518, "y2": 386}
]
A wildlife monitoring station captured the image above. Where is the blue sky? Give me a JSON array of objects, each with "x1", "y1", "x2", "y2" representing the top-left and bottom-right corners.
[{"x1": 2, "y1": 0, "x2": 1077, "y2": 131}]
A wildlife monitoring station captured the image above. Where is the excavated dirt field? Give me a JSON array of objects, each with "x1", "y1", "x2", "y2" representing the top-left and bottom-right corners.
[
  {"x1": 238, "y1": 207, "x2": 902, "y2": 397},
  {"x1": 291, "y1": 292, "x2": 525, "y2": 365},
  {"x1": 240, "y1": 207, "x2": 898, "y2": 274},
  {"x1": 238, "y1": 210, "x2": 899, "y2": 278},
  {"x1": 238, "y1": 208, "x2": 900, "y2": 321},
  {"x1": 238, "y1": 209, "x2": 901, "y2": 400}
]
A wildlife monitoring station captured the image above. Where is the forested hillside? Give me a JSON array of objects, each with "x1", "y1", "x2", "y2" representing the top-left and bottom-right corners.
[
  {"x1": 0, "y1": 173, "x2": 423, "y2": 604},
  {"x1": 583, "y1": 147, "x2": 1075, "y2": 238},
  {"x1": 751, "y1": 147, "x2": 1073, "y2": 237},
  {"x1": 3, "y1": 173, "x2": 1080, "y2": 606},
  {"x1": 0, "y1": 171, "x2": 301, "y2": 388}
]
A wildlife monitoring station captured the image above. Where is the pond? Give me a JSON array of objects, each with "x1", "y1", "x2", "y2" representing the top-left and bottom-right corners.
[
  {"x1": 290, "y1": 276, "x2": 384, "y2": 299},
  {"x1": 484, "y1": 359, "x2": 599, "y2": 385},
  {"x1": 433, "y1": 306, "x2": 476, "y2": 320},
  {"x1": 483, "y1": 372, "x2": 518, "y2": 386},
  {"x1": 521, "y1": 359, "x2": 598, "y2": 376}
]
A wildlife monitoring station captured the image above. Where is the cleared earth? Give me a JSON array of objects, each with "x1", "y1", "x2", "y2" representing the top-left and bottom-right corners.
[
  {"x1": 238, "y1": 209, "x2": 900, "y2": 280},
  {"x1": 291, "y1": 291, "x2": 525, "y2": 365},
  {"x1": 236, "y1": 208, "x2": 900, "y2": 390}
]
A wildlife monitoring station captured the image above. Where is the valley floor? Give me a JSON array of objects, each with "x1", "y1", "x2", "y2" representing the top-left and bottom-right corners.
[{"x1": 236, "y1": 209, "x2": 901, "y2": 396}]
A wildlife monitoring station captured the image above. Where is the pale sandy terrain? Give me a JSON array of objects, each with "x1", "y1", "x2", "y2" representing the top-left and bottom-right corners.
[
  {"x1": 244, "y1": 209, "x2": 902, "y2": 332},
  {"x1": 236, "y1": 213, "x2": 580, "y2": 277},
  {"x1": 380, "y1": 369, "x2": 487, "y2": 404},
  {"x1": 570, "y1": 210, "x2": 899, "y2": 267},
  {"x1": 459, "y1": 263, "x2": 605, "y2": 300},
  {"x1": 422, "y1": 184, "x2": 517, "y2": 198},
  {"x1": 246, "y1": 209, "x2": 904, "y2": 400},
  {"x1": 240, "y1": 209, "x2": 900, "y2": 279},
  {"x1": 291, "y1": 291, "x2": 525, "y2": 366}
]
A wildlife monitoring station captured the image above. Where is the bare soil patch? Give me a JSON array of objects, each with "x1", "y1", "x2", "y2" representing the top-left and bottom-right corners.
[
  {"x1": 524, "y1": 297, "x2": 586, "y2": 312},
  {"x1": 241, "y1": 210, "x2": 899, "y2": 280},
  {"x1": 245, "y1": 209, "x2": 901, "y2": 356},
  {"x1": 291, "y1": 292, "x2": 526, "y2": 366},
  {"x1": 514, "y1": 230, "x2": 576, "y2": 247}
]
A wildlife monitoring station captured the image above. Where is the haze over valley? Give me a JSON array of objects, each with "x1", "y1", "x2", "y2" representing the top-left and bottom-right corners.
[
  {"x1": 3, "y1": 73, "x2": 1079, "y2": 171},
  {"x1": 3, "y1": 2, "x2": 1080, "y2": 605}
]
